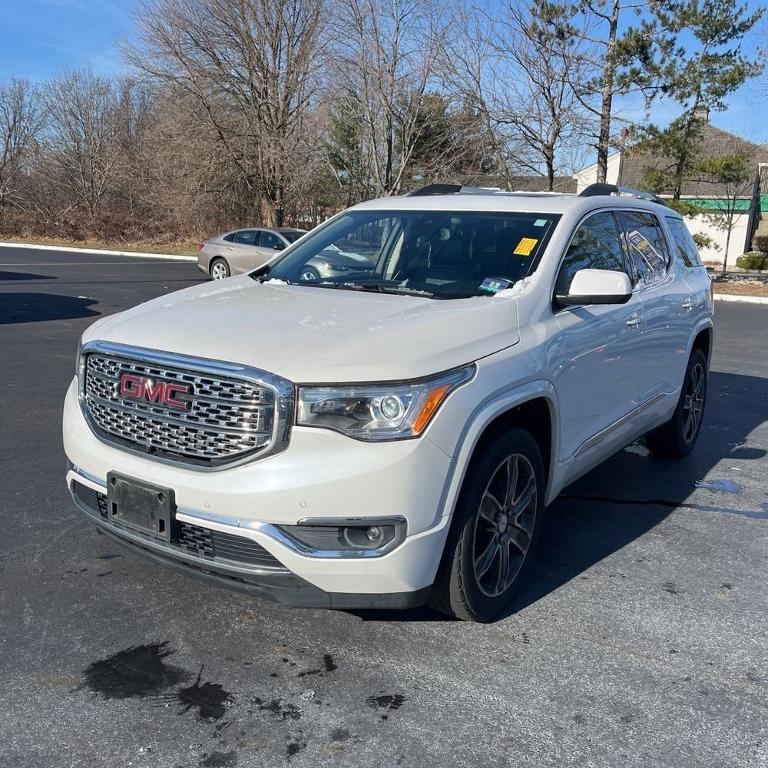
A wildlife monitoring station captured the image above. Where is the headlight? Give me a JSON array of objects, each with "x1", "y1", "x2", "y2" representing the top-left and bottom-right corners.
[
  {"x1": 296, "y1": 365, "x2": 474, "y2": 441},
  {"x1": 318, "y1": 260, "x2": 354, "y2": 272}
]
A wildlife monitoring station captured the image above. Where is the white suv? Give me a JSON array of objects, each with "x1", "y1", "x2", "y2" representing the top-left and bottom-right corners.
[{"x1": 63, "y1": 183, "x2": 713, "y2": 622}]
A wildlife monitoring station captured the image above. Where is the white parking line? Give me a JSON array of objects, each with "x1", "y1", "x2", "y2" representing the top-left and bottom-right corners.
[
  {"x1": 0, "y1": 261, "x2": 195, "y2": 266},
  {"x1": 713, "y1": 294, "x2": 768, "y2": 305},
  {"x1": 0, "y1": 241, "x2": 196, "y2": 261}
]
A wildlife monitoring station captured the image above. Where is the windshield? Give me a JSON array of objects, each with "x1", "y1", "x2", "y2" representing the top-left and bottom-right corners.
[{"x1": 254, "y1": 210, "x2": 560, "y2": 299}]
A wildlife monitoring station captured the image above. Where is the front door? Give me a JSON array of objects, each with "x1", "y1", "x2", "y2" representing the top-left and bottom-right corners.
[{"x1": 548, "y1": 210, "x2": 645, "y2": 463}]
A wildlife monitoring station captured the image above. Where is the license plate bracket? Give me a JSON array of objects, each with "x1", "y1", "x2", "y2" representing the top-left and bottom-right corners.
[{"x1": 106, "y1": 472, "x2": 174, "y2": 540}]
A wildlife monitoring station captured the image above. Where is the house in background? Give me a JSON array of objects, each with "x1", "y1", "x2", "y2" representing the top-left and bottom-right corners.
[{"x1": 573, "y1": 108, "x2": 768, "y2": 266}]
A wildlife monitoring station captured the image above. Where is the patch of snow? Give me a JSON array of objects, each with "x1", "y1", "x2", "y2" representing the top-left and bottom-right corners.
[
  {"x1": 624, "y1": 443, "x2": 650, "y2": 457},
  {"x1": 265, "y1": 278, "x2": 288, "y2": 285},
  {"x1": 491, "y1": 276, "x2": 533, "y2": 298}
]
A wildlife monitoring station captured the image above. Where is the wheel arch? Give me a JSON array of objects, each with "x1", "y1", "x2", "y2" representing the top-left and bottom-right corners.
[
  {"x1": 691, "y1": 324, "x2": 713, "y2": 366},
  {"x1": 437, "y1": 382, "x2": 560, "y2": 527}
]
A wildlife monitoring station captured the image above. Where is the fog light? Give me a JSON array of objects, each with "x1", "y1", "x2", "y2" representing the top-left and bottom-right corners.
[
  {"x1": 277, "y1": 517, "x2": 406, "y2": 555},
  {"x1": 366, "y1": 526, "x2": 382, "y2": 542},
  {"x1": 342, "y1": 524, "x2": 394, "y2": 549}
]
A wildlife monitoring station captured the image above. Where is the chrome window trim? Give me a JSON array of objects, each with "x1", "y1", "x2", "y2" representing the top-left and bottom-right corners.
[{"x1": 77, "y1": 340, "x2": 295, "y2": 472}]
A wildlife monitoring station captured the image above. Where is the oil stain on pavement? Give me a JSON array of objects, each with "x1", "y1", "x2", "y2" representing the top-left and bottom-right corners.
[
  {"x1": 176, "y1": 667, "x2": 232, "y2": 720},
  {"x1": 78, "y1": 641, "x2": 188, "y2": 699}
]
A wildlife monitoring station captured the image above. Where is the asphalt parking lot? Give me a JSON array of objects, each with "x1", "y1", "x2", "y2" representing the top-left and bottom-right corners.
[{"x1": 1, "y1": 245, "x2": 766, "y2": 768}]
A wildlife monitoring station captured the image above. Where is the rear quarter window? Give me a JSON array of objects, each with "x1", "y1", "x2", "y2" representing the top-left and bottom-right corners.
[
  {"x1": 666, "y1": 217, "x2": 704, "y2": 267},
  {"x1": 617, "y1": 210, "x2": 671, "y2": 287}
]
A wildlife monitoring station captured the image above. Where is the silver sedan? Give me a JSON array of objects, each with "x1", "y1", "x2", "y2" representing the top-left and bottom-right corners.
[
  {"x1": 198, "y1": 227, "x2": 376, "y2": 281},
  {"x1": 198, "y1": 227, "x2": 306, "y2": 279}
]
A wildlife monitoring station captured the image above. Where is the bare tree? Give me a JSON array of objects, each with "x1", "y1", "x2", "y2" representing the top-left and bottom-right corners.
[
  {"x1": 0, "y1": 78, "x2": 44, "y2": 208},
  {"x1": 126, "y1": 0, "x2": 326, "y2": 227},
  {"x1": 330, "y1": 0, "x2": 447, "y2": 195},
  {"x1": 443, "y1": 1, "x2": 588, "y2": 189},
  {"x1": 43, "y1": 70, "x2": 123, "y2": 221}
]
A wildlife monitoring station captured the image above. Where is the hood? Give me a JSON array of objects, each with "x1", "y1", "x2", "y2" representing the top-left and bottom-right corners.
[{"x1": 83, "y1": 276, "x2": 520, "y2": 382}]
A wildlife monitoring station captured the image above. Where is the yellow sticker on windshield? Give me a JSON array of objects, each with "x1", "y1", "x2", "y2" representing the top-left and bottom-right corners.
[{"x1": 514, "y1": 237, "x2": 538, "y2": 256}]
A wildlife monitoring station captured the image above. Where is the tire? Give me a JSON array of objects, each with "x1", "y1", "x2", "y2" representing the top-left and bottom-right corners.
[
  {"x1": 210, "y1": 258, "x2": 231, "y2": 280},
  {"x1": 299, "y1": 265, "x2": 320, "y2": 282},
  {"x1": 644, "y1": 348, "x2": 708, "y2": 458},
  {"x1": 429, "y1": 428, "x2": 545, "y2": 622}
]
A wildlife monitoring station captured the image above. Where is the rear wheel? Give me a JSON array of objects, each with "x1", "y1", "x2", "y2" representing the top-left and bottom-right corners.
[
  {"x1": 430, "y1": 428, "x2": 545, "y2": 622},
  {"x1": 210, "y1": 258, "x2": 230, "y2": 280},
  {"x1": 644, "y1": 348, "x2": 708, "y2": 458}
]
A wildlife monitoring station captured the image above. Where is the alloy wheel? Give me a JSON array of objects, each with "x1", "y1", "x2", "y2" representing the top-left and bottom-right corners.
[
  {"x1": 682, "y1": 361, "x2": 705, "y2": 443},
  {"x1": 472, "y1": 453, "x2": 537, "y2": 598},
  {"x1": 211, "y1": 261, "x2": 228, "y2": 279}
]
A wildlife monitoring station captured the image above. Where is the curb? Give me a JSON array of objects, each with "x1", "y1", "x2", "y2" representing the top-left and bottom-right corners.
[
  {"x1": 713, "y1": 293, "x2": 768, "y2": 305},
  {"x1": 0, "y1": 241, "x2": 196, "y2": 261}
]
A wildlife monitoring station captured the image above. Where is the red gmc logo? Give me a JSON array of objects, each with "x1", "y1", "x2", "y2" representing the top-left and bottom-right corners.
[{"x1": 119, "y1": 374, "x2": 192, "y2": 411}]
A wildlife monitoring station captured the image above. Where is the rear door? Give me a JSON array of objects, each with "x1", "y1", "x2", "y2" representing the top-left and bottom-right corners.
[
  {"x1": 550, "y1": 210, "x2": 645, "y2": 462},
  {"x1": 227, "y1": 229, "x2": 262, "y2": 273},
  {"x1": 665, "y1": 216, "x2": 713, "y2": 332},
  {"x1": 616, "y1": 209, "x2": 691, "y2": 407}
]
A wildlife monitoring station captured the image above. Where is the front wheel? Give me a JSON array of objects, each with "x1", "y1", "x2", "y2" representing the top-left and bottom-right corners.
[
  {"x1": 644, "y1": 348, "x2": 708, "y2": 458},
  {"x1": 299, "y1": 265, "x2": 320, "y2": 282},
  {"x1": 429, "y1": 428, "x2": 545, "y2": 622}
]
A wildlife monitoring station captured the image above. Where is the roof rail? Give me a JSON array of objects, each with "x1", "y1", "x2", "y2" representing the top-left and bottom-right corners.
[
  {"x1": 408, "y1": 183, "x2": 462, "y2": 197},
  {"x1": 579, "y1": 183, "x2": 664, "y2": 204}
]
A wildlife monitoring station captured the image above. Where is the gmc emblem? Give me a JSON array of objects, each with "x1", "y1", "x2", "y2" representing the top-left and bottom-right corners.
[{"x1": 119, "y1": 373, "x2": 192, "y2": 411}]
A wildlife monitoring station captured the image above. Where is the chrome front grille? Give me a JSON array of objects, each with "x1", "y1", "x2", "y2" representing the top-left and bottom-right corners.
[{"x1": 80, "y1": 344, "x2": 293, "y2": 467}]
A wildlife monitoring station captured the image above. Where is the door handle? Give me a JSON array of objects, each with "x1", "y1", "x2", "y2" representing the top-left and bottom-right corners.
[
  {"x1": 682, "y1": 297, "x2": 695, "y2": 310},
  {"x1": 626, "y1": 313, "x2": 642, "y2": 327}
]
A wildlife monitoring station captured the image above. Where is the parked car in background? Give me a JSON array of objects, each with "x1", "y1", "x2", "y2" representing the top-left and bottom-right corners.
[
  {"x1": 198, "y1": 227, "x2": 306, "y2": 279},
  {"x1": 198, "y1": 227, "x2": 377, "y2": 281}
]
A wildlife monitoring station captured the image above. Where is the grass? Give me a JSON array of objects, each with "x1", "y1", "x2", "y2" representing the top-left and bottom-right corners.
[
  {"x1": 712, "y1": 281, "x2": 768, "y2": 298},
  {"x1": 0, "y1": 235, "x2": 198, "y2": 257}
]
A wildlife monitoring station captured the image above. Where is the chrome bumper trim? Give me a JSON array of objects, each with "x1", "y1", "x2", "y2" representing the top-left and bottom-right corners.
[{"x1": 67, "y1": 469, "x2": 406, "y2": 560}]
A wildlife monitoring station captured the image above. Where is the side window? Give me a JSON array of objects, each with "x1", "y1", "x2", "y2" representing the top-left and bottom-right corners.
[
  {"x1": 666, "y1": 217, "x2": 703, "y2": 267},
  {"x1": 223, "y1": 232, "x2": 237, "y2": 243},
  {"x1": 259, "y1": 230, "x2": 284, "y2": 250},
  {"x1": 232, "y1": 230, "x2": 257, "y2": 245},
  {"x1": 618, "y1": 211, "x2": 670, "y2": 287},
  {"x1": 555, "y1": 211, "x2": 627, "y2": 297}
]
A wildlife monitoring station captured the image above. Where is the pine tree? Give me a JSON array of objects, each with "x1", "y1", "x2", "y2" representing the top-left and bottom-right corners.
[{"x1": 641, "y1": 0, "x2": 764, "y2": 199}]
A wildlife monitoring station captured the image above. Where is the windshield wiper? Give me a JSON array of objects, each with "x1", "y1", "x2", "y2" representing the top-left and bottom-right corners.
[{"x1": 332, "y1": 282, "x2": 436, "y2": 298}]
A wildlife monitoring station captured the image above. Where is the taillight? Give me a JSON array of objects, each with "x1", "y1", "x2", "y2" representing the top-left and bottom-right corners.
[{"x1": 197, "y1": 242, "x2": 205, "y2": 250}]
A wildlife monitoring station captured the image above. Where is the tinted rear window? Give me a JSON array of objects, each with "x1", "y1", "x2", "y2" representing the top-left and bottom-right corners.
[{"x1": 666, "y1": 217, "x2": 704, "y2": 267}]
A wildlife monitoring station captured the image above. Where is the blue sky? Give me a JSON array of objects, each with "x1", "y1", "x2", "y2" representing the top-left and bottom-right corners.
[{"x1": 1, "y1": 0, "x2": 765, "y2": 145}]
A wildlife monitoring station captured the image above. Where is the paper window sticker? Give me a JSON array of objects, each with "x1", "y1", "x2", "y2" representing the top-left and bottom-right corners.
[
  {"x1": 479, "y1": 277, "x2": 512, "y2": 293},
  {"x1": 513, "y1": 237, "x2": 538, "y2": 257},
  {"x1": 534, "y1": 219, "x2": 547, "y2": 227}
]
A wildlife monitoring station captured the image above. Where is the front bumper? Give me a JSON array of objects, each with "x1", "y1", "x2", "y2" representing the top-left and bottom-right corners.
[
  {"x1": 63, "y1": 377, "x2": 452, "y2": 604},
  {"x1": 68, "y1": 473, "x2": 430, "y2": 608}
]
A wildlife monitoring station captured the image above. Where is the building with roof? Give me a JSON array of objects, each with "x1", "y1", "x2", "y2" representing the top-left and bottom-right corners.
[{"x1": 573, "y1": 108, "x2": 768, "y2": 266}]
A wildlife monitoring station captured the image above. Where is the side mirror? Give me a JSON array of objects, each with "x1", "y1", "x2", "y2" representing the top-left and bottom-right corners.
[
  {"x1": 556, "y1": 268, "x2": 632, "y2": 306},
  {"x1": 273, "y1": 241, "x2": 286, "y2": 251}
]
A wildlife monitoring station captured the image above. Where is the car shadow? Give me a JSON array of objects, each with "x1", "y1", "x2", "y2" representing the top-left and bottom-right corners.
[
  {"x1": 350, "y1": 370, "x2": 767, "y2": 622},
  {"x1": 0, "y1": 293, "x2": 99, "y2": 324},
  {"x1": 0, "y1": 270, "x2": 56, "y2": 281}
]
